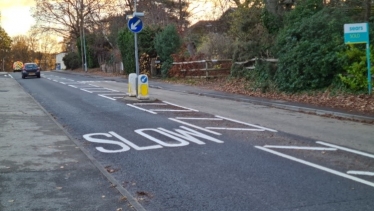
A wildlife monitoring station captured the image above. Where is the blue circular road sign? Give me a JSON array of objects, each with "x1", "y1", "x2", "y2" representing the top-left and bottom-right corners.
[
  {"x1": 128, "y1": 17, "x2": 143, "y2": 33},
  {"x1": 140, "y1": 75, "x2": 148, "y2": 83}
]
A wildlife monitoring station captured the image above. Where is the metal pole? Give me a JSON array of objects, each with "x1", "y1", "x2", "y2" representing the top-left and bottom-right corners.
[
  {"x1": 134, "y1": 0, "x2": 139, "y2": 96},
  {"x1": 82, "y1": 0, "x2": 87, "y2": 72},
  {"x1": 367, "y1": 42, "x2": 372, "y2": 94}
]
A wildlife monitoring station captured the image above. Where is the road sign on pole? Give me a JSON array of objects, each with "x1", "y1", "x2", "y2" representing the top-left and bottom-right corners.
[
  {"x1": 127, "y1": 17, "x2": 143, "y2": 33},
  {"x1": 344, "y1": 23, "x2": 371, "y2": 94}
]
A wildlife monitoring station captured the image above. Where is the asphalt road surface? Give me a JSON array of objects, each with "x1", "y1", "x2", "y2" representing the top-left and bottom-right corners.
[{"x1": 13, "y1": 71, "x2": 374, "y2": 211}]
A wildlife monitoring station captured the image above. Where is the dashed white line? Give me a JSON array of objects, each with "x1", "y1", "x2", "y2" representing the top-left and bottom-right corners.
[
  {"x1": 263, "y1": 145, "x2": 337, "y2": 151},
  {"x1": 317, "y1": 141, "x2": 374, "y2": 159},
  {"x1": 134, "y1": 103, "x2": 167, "y2": 106},
  {"x1": 69, "y1": 85, "x2": 77, "y2": 88},
  {"x1": 150, "y1": 109, "x2": 196, "y2": 112},
  {"x1": 255, "y1": 146, "x2": 374, "y2": 188}
]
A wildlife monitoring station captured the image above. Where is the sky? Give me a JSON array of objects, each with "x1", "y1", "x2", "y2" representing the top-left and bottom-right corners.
[{"x1": 1, "y1": 0, "x2": 35, "y2": 37}]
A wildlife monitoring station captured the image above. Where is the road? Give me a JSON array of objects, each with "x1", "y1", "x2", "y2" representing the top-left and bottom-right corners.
[{"x1": 12, "y1": 71, "x2": 374, "y2": 211}]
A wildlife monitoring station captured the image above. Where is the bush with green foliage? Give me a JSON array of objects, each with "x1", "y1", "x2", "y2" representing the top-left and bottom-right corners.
[
  {"x1": 154, "y1": 24, "x2": 182, "y2": 77},
  {"x1": 62, "y1": 52, "x2": 81, "y2": 70},
  {"x1": 338, "y1": 45, "x2": 374, "y2": 91},
  {"x1": 117, "y1": 29, "x2": 135, "y2": 74},
  {"x1": 274, "y1": 2, "x2": 353, "y2": 92}
]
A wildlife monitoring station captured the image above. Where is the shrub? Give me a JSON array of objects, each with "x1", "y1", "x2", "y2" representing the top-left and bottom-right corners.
[
  {"x1": 274, "y1": 4, "x2": 353, "y2": 92},
  {"x1": 117, "y1": 29, "x2": 135, "y2": 74},
  {"x1": 154, "y1": 24, "x2": 182, "y2": 77},
  {"x1": 62, "y1": 52, "x2": 81, "y2": 70}
]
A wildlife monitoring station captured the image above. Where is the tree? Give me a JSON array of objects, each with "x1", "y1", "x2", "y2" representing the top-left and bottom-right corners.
[
  {"x1": 154, "y1": 24, "x2": 182, "y2": 77},
  {"x1": 0, "y1": 27, "x2": 12, "y2": 70},
  {"x1": 11, "y1": 35, "x2": 30, "y2": 62},
  {"x1": 32, "y1": 0, "x2": 119, "y2": 41}
]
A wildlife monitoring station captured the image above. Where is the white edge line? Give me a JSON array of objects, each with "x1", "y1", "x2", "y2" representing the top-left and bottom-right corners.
[
  {"x1": 98, "y1": 94, "x2": 116, "y2": 101},
  {"x1": 215, "y1": 115, "x2": 277, "y2": 132},
  {"x1": 175, "y1": 117, "x2": 223, "y2": 120},
  {"x1": 263, "y1": 145, "x2": 337, "y2": 151},
  {"x1": 316, "y1": 141, "x2": 374, "y2": 159},
  {"x1": 255, "y1": 146, "x2": 374, "y2": 188},
  {"x1": 347, "y1": 171, "x2": 374, "y2": 176},
  {"x1": 163, "y1": 101, "x2": 199, "y2": 112},
  {"x1": 206, "y1": 127, "x2": 265, "y2": 131},
  {"x1": 169, "y1": 118, "x2": 221, "y2": 135},
  {"x1": 127, "y1": 104, "x2": 157, "y2": 114},
  {"x1": 81, "y1": 89, "x2": 93, "y2": 93}
]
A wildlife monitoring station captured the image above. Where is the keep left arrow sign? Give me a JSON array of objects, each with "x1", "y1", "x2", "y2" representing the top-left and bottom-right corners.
[{"x1": 128, "y1": 17, "x2": 143, "y2": 33}]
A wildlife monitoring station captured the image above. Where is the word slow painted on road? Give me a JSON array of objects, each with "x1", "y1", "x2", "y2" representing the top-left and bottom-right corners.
[{"x1": 83, "y1": 126, "x2": 224, "y2": 153}]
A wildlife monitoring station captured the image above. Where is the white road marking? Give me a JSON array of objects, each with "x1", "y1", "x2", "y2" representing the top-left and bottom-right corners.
[
  {"x1": 175, "y1": 117, "x2": 223, "y2": 120},
  {"x1": 53, "y1": 80, "x2": 58, "y2": 82},
  {"x1": 347, "y1": 171, "x2": 374, "y2": 176},
  {"x1": 169, "y1": 118, "x2": 221, "y2": 135},
  {"x1": 127, "y1": 104, "x2": 157, "y2": 114},
  {"x1": 133, "y1": 103, "x2": 167, "y2": 106},
  {"x1": 150, "y1": 109, "x2": 196, "y2": 112},
  {"x1": 163, "y1": 101, "x2": 199, "y2": 112},
  {"x1": 206, "y1": 127, "x2": 266, "y2": 131},
  {"x1": 69, "y1": 85, "x2": 77, "y2": 88},
  {"x1": 216, "y1": 115, "x2": 277, "y2": 132},
  {"x1": 317, "y1": 141, "x2": 374, "y2": 159},
  {"x1": 263, "y1": 145, "x2": 337, "y2": 151},
  {"x1": 255, "y1": 146, "x2": 374, "y2": 188},
  {"x1": 98, "y1": 94, "x2": 116, "y2": 100},
  {"x1": 60, "y1": 82, "x2": 66, "y2": 84},
  {"x1": 8, "y1": 74, "x2": 13, "y2": 79},
  {"x1": 81, "y1": 89, "x2": 93, "y2": 93}
]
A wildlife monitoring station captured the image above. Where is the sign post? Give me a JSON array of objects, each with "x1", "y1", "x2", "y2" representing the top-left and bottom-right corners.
[
  {"x1": 127, "y1": 0, "x2": 144, "y2": 98},
  {"x1": 344, "y1": 23, "x2": 371, "y2": 94}
]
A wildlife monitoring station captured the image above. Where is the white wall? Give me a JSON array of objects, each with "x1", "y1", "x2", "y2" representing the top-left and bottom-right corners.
[{"x1": 55, "y1": 53, "x2": 67, "y2": 70}]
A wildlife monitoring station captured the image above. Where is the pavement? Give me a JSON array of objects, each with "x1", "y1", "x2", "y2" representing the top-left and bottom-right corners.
[
  {"x1": 0, "y1": 73, "x2": 140, "y2": 211},
  {"x1": 0, "y1": 70, "x2": 373, "y2": 211}
]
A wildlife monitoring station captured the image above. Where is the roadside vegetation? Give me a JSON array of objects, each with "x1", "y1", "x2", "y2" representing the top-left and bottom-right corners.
[{"x1": 0, "y1": 0, "x2": 373, "y2": 113}]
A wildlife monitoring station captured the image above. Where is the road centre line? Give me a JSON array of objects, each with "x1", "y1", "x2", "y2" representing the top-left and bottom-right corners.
[
  {"x1": 216, "y1": 115, "x2": 278, "y2": 132},
  {"x1": 60, "y1": 82, "x2": 66, "y2": 84},
  {"x1": 169, "y1": 118, "x2": 221, "y2": 135},
  {"x1": 69, "y1": 85, "x2": 77, "y2": 88},
  {"x1": 255, "y1": 146, "x2": 374, "y2": 188},
  {"x1": 163, "y1": 101, "x2": 199, "y2": 112},
  {"x1": 347, "y1": 171, "x2": 374, "y2": 176},
  {"x1": 206, "y1": 127, "x2": 266, "y2": 131},
  {"x1": 175, "y1": 117, "x2": 223, "y2": 120},
  {"x1": 53, "y1": 80, "x2": 58, "y2": 82},
  {"x1": 263, "y1": 145, "x2": 337, "y2": 151},
  {"x1": 127, "y1": 104, "x2": 157, "y2": 114},
  {"x1": 317, "y1": 141, "x2": 374, "y2": 159}
]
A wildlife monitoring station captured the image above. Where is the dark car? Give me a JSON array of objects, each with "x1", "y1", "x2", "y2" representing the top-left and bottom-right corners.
[{"x1": 22, "y1": 63, "x2": 41, "y2": 79}]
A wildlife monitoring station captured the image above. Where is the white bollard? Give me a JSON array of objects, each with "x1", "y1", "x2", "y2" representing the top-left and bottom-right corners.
[
  {"x1": 137, "y1": 74, "x2": 149, "y2": 100},
  {"x1": 128, "y1": 73, "x2": 137, "y2": 97}
]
